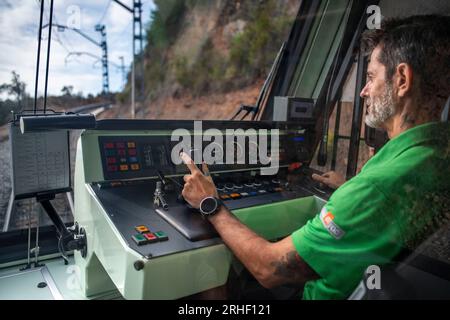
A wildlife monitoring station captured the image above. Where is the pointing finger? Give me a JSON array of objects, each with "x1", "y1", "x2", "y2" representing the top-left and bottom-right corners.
[{"x1": 180, "y1": 152, "x2": 201, "y2": 174}]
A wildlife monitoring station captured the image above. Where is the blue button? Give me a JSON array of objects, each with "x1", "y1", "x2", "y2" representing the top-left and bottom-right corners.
[{"x1": 129, "y1": 156, "x2": 138, "y2": 163}]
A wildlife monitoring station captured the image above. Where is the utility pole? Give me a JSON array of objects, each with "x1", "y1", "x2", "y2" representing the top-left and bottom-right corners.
[
  {"x1": 43, "y1": 23, "x2": 109, "y2": 94},
  {"x1": 95, "y1": 24, "x2": 109, "y2": 94},
  {"x1": 119, "y1": 56, "x2": 126, "y2": 88},
  {"x1": 113, "y1": 0, "x2": 145, "y2": 119}
]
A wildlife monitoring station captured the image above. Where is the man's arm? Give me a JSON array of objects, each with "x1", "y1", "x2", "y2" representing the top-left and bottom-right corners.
[
  {"x1": 180, "y1": 152, "x2": 318, "y2": 289},
  {"x1": 209, "y1": 207, "x2": 318, "y2": 288}
]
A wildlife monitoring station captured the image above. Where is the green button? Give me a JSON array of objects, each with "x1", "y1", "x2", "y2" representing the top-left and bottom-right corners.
[
  {"x1": 154, "y1": 231, "x2": 168, "y2": 241},
  {"x1": 132, "y1": 234, "x2": 148, "y2": 245}
]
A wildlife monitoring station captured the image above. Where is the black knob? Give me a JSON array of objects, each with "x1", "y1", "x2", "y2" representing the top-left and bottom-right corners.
[{"x1": 134, "y1": 260, "x2": 145, "y2": 271}]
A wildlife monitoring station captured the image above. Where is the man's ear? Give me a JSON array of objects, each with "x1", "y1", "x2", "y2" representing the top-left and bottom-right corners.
[{"x1": 394, "y1": 63, "x2": 414, "y2": 98}]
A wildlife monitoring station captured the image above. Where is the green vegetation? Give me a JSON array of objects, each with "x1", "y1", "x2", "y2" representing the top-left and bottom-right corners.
[
  {"x1": 120, "y1": 0, "x2": 295, "y2": 101},
  {"x1": 228, "y1": 1, "x2": 294, "y2": 81}
]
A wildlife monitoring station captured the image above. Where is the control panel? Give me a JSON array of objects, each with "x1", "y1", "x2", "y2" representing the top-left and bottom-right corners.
[
  {"x1": 98, "y1": 125, "x2": 314, "y2": 181},
  {"x1": 74, "y1": 119, "x2": 331, "y2": 299}
]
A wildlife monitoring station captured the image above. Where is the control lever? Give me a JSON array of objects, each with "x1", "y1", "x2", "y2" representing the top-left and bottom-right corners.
[
  {"x1": 156, "y1": 170, "x2": 187, "y2": 205},
  {"x1": 154, "y1": 181, "x2": 169, "y2": 210}
]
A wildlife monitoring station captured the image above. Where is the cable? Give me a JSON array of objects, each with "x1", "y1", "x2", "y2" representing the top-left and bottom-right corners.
[
  {"x1": 33, "y1": 0, "x2": 45, "y2": 114},
  {"x1": 97, "y1": 0, "x2": 112, "y2": 25},
  {"x1": 43, "y1": 0, "x2": 54, "y2": 113}
]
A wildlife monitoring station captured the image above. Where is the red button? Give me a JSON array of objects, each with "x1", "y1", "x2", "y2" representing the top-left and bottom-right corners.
[
  {"x1": 107, "y1": 157, "x2": 116, "y2": 164},
  {"x1": 107, "y1": 165, "x2": 117, "y2": 172},
  {"x1": 128, "y1": 149, "x2": 137, "y2": 156},
  {"x1": 144, "y1": 233, "x2": 158, "y2": 243},
  {"x1": 104, "y1": 142, "x2": 114, "y2": 149},
  {"x1": 116, "y1": 142, "x2": 125, "y2": 149}
]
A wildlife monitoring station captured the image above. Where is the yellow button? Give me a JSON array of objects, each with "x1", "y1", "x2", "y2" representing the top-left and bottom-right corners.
[
  {"x1": 131, "y1": 164, "x2": 140, "y2": 170},
  {"x1": 220, "y1": 195, "x2": 230, "y2": 200},
  {"x1": 127, "y1": 142, "x2": 136, "y2": 148},
  {"x1": 120, "y1": 164, "x2": 129, "y2": 171},
  {"x1": 135, "y1": 225, "x2": 149, "y2": 233}
]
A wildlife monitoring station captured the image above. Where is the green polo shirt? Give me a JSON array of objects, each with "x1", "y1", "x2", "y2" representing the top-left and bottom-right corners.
[{"x1": 292, "y1": 122, "x2": 450, "y2": 299}]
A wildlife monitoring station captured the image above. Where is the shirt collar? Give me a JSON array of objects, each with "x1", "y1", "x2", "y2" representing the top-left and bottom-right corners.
[{"x1": 364, "y1": 122, "x2": 450, "y2": 168}]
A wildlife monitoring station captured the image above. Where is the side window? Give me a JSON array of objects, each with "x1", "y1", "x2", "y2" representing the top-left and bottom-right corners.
[{"x1": 310, "y1": 62, "x2": 373, "y2": 177}]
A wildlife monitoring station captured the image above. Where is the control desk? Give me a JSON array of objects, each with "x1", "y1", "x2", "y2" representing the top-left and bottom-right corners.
[{"x1": 74, "y1": 120, "x2": 332, "y2": 299}]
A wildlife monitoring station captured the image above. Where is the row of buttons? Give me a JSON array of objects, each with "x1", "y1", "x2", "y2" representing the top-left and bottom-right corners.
[
  {"x1": 219, "y1": 187, "x2": 283, "y2": 200},
  {"x1": 132, "y1": 225, "x2": 169, "y2": 246},
  {"x1": 107, "y1": 163, "x2": 141, "y2": 172},
  {"x1": 105, "y1": 142, "x2": 136, "y2": 149}
]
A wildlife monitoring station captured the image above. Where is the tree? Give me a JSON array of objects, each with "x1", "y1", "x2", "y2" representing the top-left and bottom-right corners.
[
  {"x1": 61, "y1": 85, "x2": 74, "y2": 97},
  {"x1": 0, "y1": 71, "x2": 27, "y2": 106}
]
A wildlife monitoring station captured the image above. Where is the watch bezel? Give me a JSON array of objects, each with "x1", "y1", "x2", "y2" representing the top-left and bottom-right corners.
[{"x1": 199, "y1": 196, "x2": 219, "y2": 216}]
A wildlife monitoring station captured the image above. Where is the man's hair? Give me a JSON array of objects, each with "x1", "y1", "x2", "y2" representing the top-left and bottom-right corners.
[{"x1": 361, "y1": 15, "x2": 450, "y2": 102}]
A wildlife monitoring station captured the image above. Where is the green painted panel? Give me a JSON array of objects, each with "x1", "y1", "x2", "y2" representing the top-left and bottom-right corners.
[{"x1": 233, "y1": 196, "x2": 326, "y2": 240}]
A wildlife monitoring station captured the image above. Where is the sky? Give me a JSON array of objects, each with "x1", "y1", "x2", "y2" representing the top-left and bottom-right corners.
[{"x1": 0, "y1": 0, "x2": 155, "y2": 98}]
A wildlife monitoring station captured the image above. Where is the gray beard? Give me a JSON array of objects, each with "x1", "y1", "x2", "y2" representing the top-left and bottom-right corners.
[{"x1": 365, "y1": 85, "x2": 396, "y2": 129}]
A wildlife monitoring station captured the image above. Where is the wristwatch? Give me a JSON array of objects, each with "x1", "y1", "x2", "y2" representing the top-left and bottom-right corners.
[{"x1": 199, "y1": 196, "x2": 224, "y2": 217}]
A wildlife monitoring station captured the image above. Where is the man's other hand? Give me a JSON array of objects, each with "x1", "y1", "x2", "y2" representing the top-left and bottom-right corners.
[
  {"x1": 180, "y1": 152, "x2": 218, "y2": 209},
  {"x1": 311, "y1": 171, "x2": 346, "y2": 189}
]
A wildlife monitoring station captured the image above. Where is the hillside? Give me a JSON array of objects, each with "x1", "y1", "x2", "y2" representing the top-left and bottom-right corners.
[{"x1": 114, "y1": 0, "x2": 300, "y2": 120}]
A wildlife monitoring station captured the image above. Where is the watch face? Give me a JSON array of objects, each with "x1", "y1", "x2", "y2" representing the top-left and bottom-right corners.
[{"x1": 200, "y1": 197, "x2": 218, "y2": 215}]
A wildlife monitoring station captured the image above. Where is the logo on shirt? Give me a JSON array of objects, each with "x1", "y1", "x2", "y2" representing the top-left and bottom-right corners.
[{"x1": 320, "y1": 207, "x2": 345, "y2": 239}]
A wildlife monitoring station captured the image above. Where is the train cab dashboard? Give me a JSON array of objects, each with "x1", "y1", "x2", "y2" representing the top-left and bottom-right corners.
[{"x1": 72, "y1": 119, "x2": 333, "y2": 299}]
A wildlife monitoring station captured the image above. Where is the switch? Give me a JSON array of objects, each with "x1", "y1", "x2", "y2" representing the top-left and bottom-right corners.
[
  {"x1": 107, "y1": 165, "x2": 118, "y2": 172},
  {"x1": 132, "y1": 234, "x2": 148, "y2": 246},
  {"x1": 120, "y1": 164, "x2": 129, "y2": 171},
  {"x1": 127, "y1": 142, "x2": 136, "y2": 148},
  {"x1": 143, "y1": 233, "x2": 158, "y2": 243},
  {"x1": 154, "y1": 231, "x2": 168, "y2": 241},
  {"x1": 131, "y1": 164, "x2": 140, "y2": 171},
  {"x1": 107, "y1": 157, "x2": 116, "y2": 164},
  {"x1": 106, "y1": 150, "x2": 116, "y2": 157},
  {"x1": 104, "y1": 142, "x2": 114, "y2": 149},
  {"x1": 135, "y1": 225, "x2": 149, "y2": 233}
]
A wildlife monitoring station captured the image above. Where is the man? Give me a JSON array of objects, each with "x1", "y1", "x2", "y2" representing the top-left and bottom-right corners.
[{"x1": 180, "y1": 15, "x2": 450, "y2": 299}]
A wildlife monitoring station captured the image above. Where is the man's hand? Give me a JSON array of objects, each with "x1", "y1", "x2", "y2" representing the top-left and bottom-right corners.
[
  {"x1": 311, "y1": 171, "x2": 346, "y2": 189},
  {"x1": 180, "y1": 152, "x2": 218, "y2": 209}
]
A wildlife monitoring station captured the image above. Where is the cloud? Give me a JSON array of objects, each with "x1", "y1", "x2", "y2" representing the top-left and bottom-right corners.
[{"x1": 0, "y1": 0, "x2": 153, "y2": 98}]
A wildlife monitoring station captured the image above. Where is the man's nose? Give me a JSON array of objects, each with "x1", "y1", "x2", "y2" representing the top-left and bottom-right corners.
[{"x1": 360, "y1": 84, "x2": 369, "y2": 98}]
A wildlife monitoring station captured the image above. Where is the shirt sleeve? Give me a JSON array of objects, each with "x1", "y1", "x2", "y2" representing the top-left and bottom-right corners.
[{"x1": 292, "y1": 177, "x2": 404, "y2": 298}]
